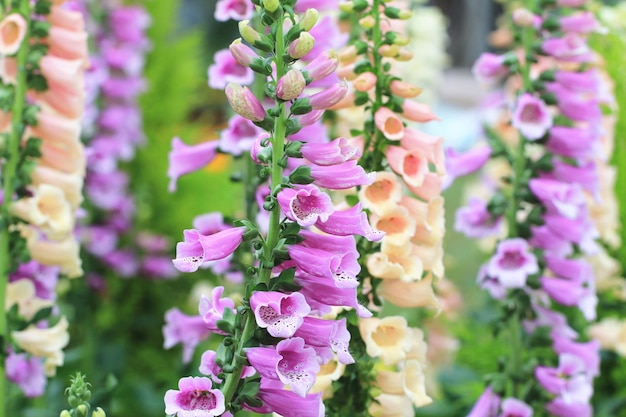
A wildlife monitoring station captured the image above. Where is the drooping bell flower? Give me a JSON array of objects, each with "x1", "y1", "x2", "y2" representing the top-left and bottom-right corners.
[
  {"x1": 172, "y1": 228, "x2": 245, "y2": 273},
  {"x1": 164, "y1": 377, "x2": 226, "y2": 417},
  {"x1": 511, "y1": 93, "x2": 552, "y2": 140},
  {"x1": 486, "y1": 238, "x2": 539, "y2": 289},
  {"x1": 250, "y1": 291, "x2": 311, "y2": 338},
  {"x1": 277, "y1": 185, "x2": 335, "y2": 227},
  {"x1": 167, "y1": 137, "x2": 219, "y2": 192}
]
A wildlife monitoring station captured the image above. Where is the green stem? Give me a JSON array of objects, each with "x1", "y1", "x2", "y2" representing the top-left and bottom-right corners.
[
  {"x1": 507, "y1": 313, "x2": 523, "y2": 398},
  {"x1": 221, "y1": 310, "x2": 256, "y2": 406},
  {"x1": 259, "y1": 10, "x2": 287, "y2": 286},
  {"x1": 0, "y1": 1, "x2": 31, "y2": 415}
]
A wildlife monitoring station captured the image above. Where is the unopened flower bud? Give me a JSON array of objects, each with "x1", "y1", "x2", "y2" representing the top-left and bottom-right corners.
[
  {"x1": 378, "y1": 44, "x2": 400, "y2": 57},
  {"x1": 390, "y1": 80, "x2": 422, "y2": 98},
  {"x1": 91, "y1": 407, "x2": 106, "y2": 417},
  {"x1": 60, "y1": 411, "x2": 72, "y2": 417},
  {"x1": 288, "y1": 32, "x2": 315, "y2": 59},
  {"x1": 353, "y1": 72, "x2": 377, "y2": 92},
  {"x1": 276, "y1": 69, "x2": 306, "y2": 100},
  {"x1": 339, "y1": 45, "x2": 358, "y2": 63},
  {"x1": 395, "y1": 49, "x2": 413, "y2": 62},
  {"x1": 398, "y1": 10, "x2": 413, "y2": 19},
  {"x1": 262, "y1": 0, "x2": 280, "y2": 12},
  {"x1": 512, "y1": 8, "x2": 534, "y2": 27},
  {"x1": 359, "y1": 15, "x2": 375, "y2": 29},
  {"x1": 229, "y1": 38, "x2": 257, "y2": 67},
  {"x1": 238, "y1": 20, "x2": 261, "y2": 45},
  {"x1": 302, "y1": 50, "x2": 339, "y2": 81},
  {"x1": 300, "y1": 8, "x2": 319, "y2": 31},
  {"x1": 76, "y1": 404, "x2": 89, "y2": 417},
  {"x1": 225, "y1": 83, "x2": 266, "y2": 122},
  {"x1": 309, "y1": 82, "x2": 348, "y2": 110},
  {"x1": 339, "y1": 2, "x2": 355, "y2": 12}
]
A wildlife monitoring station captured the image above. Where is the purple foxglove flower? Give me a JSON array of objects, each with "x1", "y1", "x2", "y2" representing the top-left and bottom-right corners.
[
  {"x1": 546, "y1": 398, "x2": 592, "y2": 417},
  {"x1": 229, "y1": 38, "x2": 257, "y2": 67},
  {"x1": 294, "y1": 317, "x2": 354, "y2": 364},
  {"x1": 540, "y1": 277, "x2": 596, "y2": 320},
  {"x1": 295, "y1": 271, "x2": 372, "y2": 318},
  {"x1": 498, "y1": 398, "x2": 532, "y2": 417},
  {"x1": 542, "y1": 34, "x2": 593, "y2": 63},
  {"x1": 554, "y1": 70, "x2": 600, "y2": 94},
  {"x1": 250, "y1": 291, "x2": 311, "y2": 338},
  {"x1": 477, "y1": 265, "x2": 506, "y2": 300},
  {"x1": 277, "y1": 185, "x2": 335, "y2": 227},
  {"x1": 172, "y1": 228, "x2": 245, "y2": 273},
  {"x1": 9, "y1": 261, "x2": 59, "y2": 301},
  {"x1": 136, "y1": 233, "x2": 171, "y2": 252},
  {"x1": 103, "y1": 250, "x2": 140, "y2": 278},
  {"x1": 163, "y1": 308, "x2": 211, "y2": 363},
  {"x1": 86, "y1": 171, "x2": 128, "y2": 210},
  {"x1": 529, "y1": 225, "x2": 573, "y2": 257},
  {"x1": 486, "y1": 238, "x2": 539, "y2": 289},
  {"x1": 167, "y1": 137, "x2": 219, "y2": 192},
  {"x1": 310, "y1": 160, "x2": 375, "y2": 189},
  {"x1": 455, "y1": 198, "x2": 502, "y2": 239},
  {"x1": 466, "y1": 386, "x2": 500, "y2": 417},
  {"x1": 301, "y1": 137, "x2": 360, "y2": 165},
  {"x1": 198, "y1": 286, "x2": 236, "y2": 331},
  {"x1": 472, "y1": 53, "x2": 508, "y2": 84},
  {"x1": 102, "y1": 77, "x2": 146, "y2": 100},
  {"x1": 315, "y1": 203, "x2": 385, "y2": 242},
  {"x1": 109, "y1": 6, "x2": 151, "y2": 44},
  {"x1": 550, "y1": 159, "x2": 599, "y2": 198},
  {"x1": 100, "y1": 40, "x2": 145, "y2": 76},
  {"x1": 545, "y1": 255, "x2": 593, "y2": 282},
  {"x1": 299, "y1": 230, "x2": 358, "y2": 256},
  {"x1": 192, "y1": 212, "x2": 227, "y2": 235},
  {"x1": 276, "y1": 69, "x2": 306, "y2": 101},
  {"x1": 164, "y1": 376, "x2": 225, "y2": 417},
  {"x1": 219, "y1": 115, "x2": 262, "y2": 156},
  {"x1": 288, "y1": 245, "x2": 359, "y2": 288},
  {"x1": 524, "y1": 305, "x2": 578, "y2": 339},
  {"x1": 552, "y1": 335, "x2": 600, "y2": 376},
  {"x1": 250, "y1": 385, "x2": 325, "y2": 417},
  {"x1": 535, "y1": 353, "x2": 590, "y2": 397},
  {"x1": 546, "y1": 126, "x2": 599, "y2": 160},
  {"x1": 559, "y1": 12, "x2": 598, "y2": 34},
  {"x1": 444, "y1": 145, "x2": 492, "y2": 188},
  {"x1": 294, "y1": 109, "x2": 325, "y2": 127},
  {"x1": 246, "y1": 337, "x2": 320, "y2": 397},
  {"x1": 511, "y1": 93, "x2": 552, "y2": 140},
  {"x1": 215, "y1": 0, "x2": 254, "y2": 22},
  {"x1": 302, "y1": 50, "x2": 339, "y2": 82},
  {"x1": 208, "y1": 49, "x2": 254, "y2": 90},
  {"x1": 543, "y1": 212, "x2": 597, "y2": 249},
  {"x1": 225, "y1": 83, "x2": 266, "y2": 122},
  {"x1": 199, "y1": 350, "x2": 255, "y2": 383},
  {"x1": 547, "y1": 84, "x2": 601, "y2": 123},
  {"x1": 6, "y1": 352, "x2": 46, "y2": 398},
  {"x1": 289, "y1": 120, "x2": 330, "y2": 143},
  {"x1": 308, "y1": 82, "x2": 348, "y2": 110},
  {"x1": 141, "y1": 256, "x2": 178, "y2": 279},
  {"x1": 529, "y1": 178, "x2": 585, "y2": 219}
]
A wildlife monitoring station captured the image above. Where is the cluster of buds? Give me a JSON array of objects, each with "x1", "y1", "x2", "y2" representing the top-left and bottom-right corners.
[
  {"x1": 59, "y1": 373, "x2": 106, "y2": 417},
  {"x1": 455, "y1": 1, "x2": 607, "y2": 415},
  {"x1": 163, "y1": 0, "x2": 387, "y2": 416},
  {"x1": 1, "y1": 0, "x2": 88, "y2": 398}
]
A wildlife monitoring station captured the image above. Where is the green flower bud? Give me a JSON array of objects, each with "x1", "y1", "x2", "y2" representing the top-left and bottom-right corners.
[
  {"x1": 92, "y1": 407, "x2": 106, "y2": 417},
  {"x1": 300, "y1": 9, "x2": 319, "y2": 31},
  {"x1": 262, "y1": 0, "x2": 280, "y2": 12}
]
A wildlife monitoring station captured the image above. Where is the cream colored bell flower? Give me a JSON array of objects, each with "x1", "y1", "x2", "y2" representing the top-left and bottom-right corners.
[
  {"x1": 370, "y1": 206, "x2": 417, "y2": 246},
  {"x1": 6, "y1": 279, "x2": 53, "y2": 321},
  {"x1": 412, "y1": 242, "x2": 444, "y2": 278},
  {"x1": 369, "y1": 393, "x2": 414, "y2": 417},
  {"x1": 589, "y1": 318, "x2": 626, "y2": 357},
  {"x1": 401, "y1": 196, "x2": 445, "y2": 246},
  {"x1": 406, "y1": 327, "x2": 428, "y2": 364},
  {"x1": 367, "y1": 242, "x2": 423, "y2": 282},
  {"x1": 11, "y1": 184, "x2": 74, "y2": 240},
  {"x1": 31, "y1": 165, "x2": 83, "y2": 210},
  {"x1": 12, "y1": 316, "x2": 69, "y2": 376},
  {"x1": 310, "y1": 358, "x2": 346, "y2": 399},
  {"x1": 359, "y1": 316, "x2": 412, "y2": 366},
  {"x1": 359, "y1": 172, "x2": 403, "y2": 216},
  {"x1": 378, "y1": 273, "x2": 440, "y2": 311},
  {"x1": 20, "y1": 225, "x2": 83, "y2": 278},
  {"x1": 376, "y1": 360, "x2": 432, "y2": 408}
]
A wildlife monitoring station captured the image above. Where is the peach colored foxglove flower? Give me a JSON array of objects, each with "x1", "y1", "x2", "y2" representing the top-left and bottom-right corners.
[
  {"x1": 375, "y1": 107, "x2": 405, "y2": 140},
  {"x1": 6, "y1": 280, "x2": 53, "y2": 321},
  {"x1": 386, "y1": 145, "x2": 429, "y2": 188},
  {"x1": 358, "y1": 171, "x2": 403, "y2": 216},
  {"x1": 369, "y1": 393, "x2": 414, "y2": 417},
  {"x1": 359, "y1": 316, "x2": 412, "y2": 365},
  {"x1": 48, "y1": 5, "x2": 85, "y2": 31},
  {"x1": 378, "y1": 274, "x2": 440, "y2": 310},
  {"x1": 11, "y1": 184, "x2": 75, "y2": 239},
  {"x1": 413, "y1": 242, "x2": 444, "y2": 278},
  {"x1": 12, "y1": 316, "x2": 70, "y2": 376},
  {"x1": 370, "y1": 206, "x2": 417, "y2": 246},
  {"x1": 31, "y1": 165, "x2": 83, "y2": 209},
  {"x1": 401, "y1": 196, "x2": 445, "y2": 246},
  {"x1": 376, "y1": 360, "x2": 432, "y2": 407},
  {"x1": 367, "y1": 242, "x2": 423, "y2": 282},
  {"x1": 353, "y1": 72, "x2": 377, "y2": 92},
  {"x1": 0, "y1": 13, "x2": 28, "y2": 55},
  {"x1": 310, "y1": 359, "x2": 346, "y2": 399},
  {"x1": 0, "y1": 56, "x2": 18, "y2": 84}
]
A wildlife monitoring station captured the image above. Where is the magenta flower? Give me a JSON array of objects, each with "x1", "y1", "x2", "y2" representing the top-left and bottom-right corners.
[
  {"x1": 511, "y1": 93, "x2": 552, "y2": 140},
  {"x1": 307, "y1": 82, "x2": 348, "y2": 110},
  {"x1": 246, "y1": 337, "x2": 320, "y2": 397},
  {"x1": 277, "y1": 185, "x2": 335, "y2": 226},
  {"x1": 172, "y1": 228, "x2": 245, "y2": 273},
  {"x1": 467, "y1": 386, "x2": 500, "y2": 417},
  {"x1": 540, "y1": 276, "x2": 596, "y2": 320},
  {"x1": 444, "y1": 145, "x2": 492, "y2": 188},
  {"x1": 309, "y1": 160, "x2": 374, "y2": 189},
  {"x1": 546, "y1": 398, "x2": 592, "y2": 417},
  {"x1": 219, "y1": 115, "x2": 262, "y2": 156},
  {"x1": 250, "y1": 291, "x2": 311, "y2": 338},
  {"x1": 301, "y1": 137, "x2": 360, "y2": 166},
  {"x1": 288, "y1": 244, "x2": 359, "y2": 288},
  {"x1": 198, "y1": 286, "x2": 236, "y2": 331},
  {"x1": 529, "y1": 178, "x2": 585, "y2": 219},
  {"x1": 472, "y1": 53, "x2": 508, "y2": 84},
  {"x1": 214, "y1": 0, "x2": 254, "y2": 22},
  {"x1": 294, "y1": 317, "x2": 354, "y2": 364},
  {"x1": 554, "y1": 70, "x2": 600, "y2": 94},
  {"x1": 498, "y1": 398, "x2": 532, "y2": 417},
  {"x1": 546, "y1": 126, "x2": 598, "y2": 160},
  {"x1": 542, "y1": 34, "x2": 593, "y2": 63},
  {"x1": 251, "y1": 384, "x2": 325, "y2": 417},
  {"x1": 192, "y1": 212, "x2": 228, "y2": 235},
  {"x1": 552, "y1": 335, "x2": 600, "y2": 377},
  {"x1": 535, "y1": 353, "x2": 592, "y2": 400},
  {"x1": 477, "y1": 265, "x2": 506, "y2": 300},
  {"x1": 5, "y1": 352, "x2": 46, "y2": 398},
  {"x1": 551, "y1": 159, "x2": 599, "y2": 198},
  {"x1": 167, "y1": 137, "x2": 219, "y2": 192},
  {"x1": 208, "y1": 49, "x2": 254, "y2": 90},
  {"x1": 315, "y1": 203, "x2": 385, "y2": 242},
  {"x1": 559, "y1": 12, "x2": 598, "y2": 34},
  {"x1": 455, "y1": 198, "x2": 502, "y2": 239},
  {"x1": 199, "y1": 350, "x2": 255, "y2": 383},
  {"x1": 486, "y1": 238, "x2": 539, "y2": 289},
  {"x1": 164, "y1": 376, "x2": 225, "y2": 417},
  {"x1": 524, "y1": 305, "x2": 578, "y2": 340},
  {"x1": 163, "y1": 308, "x2": 212, "y2": 363},
  {"x1": 302, "y1": 50, "x2": 339, "y2": 82}
]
